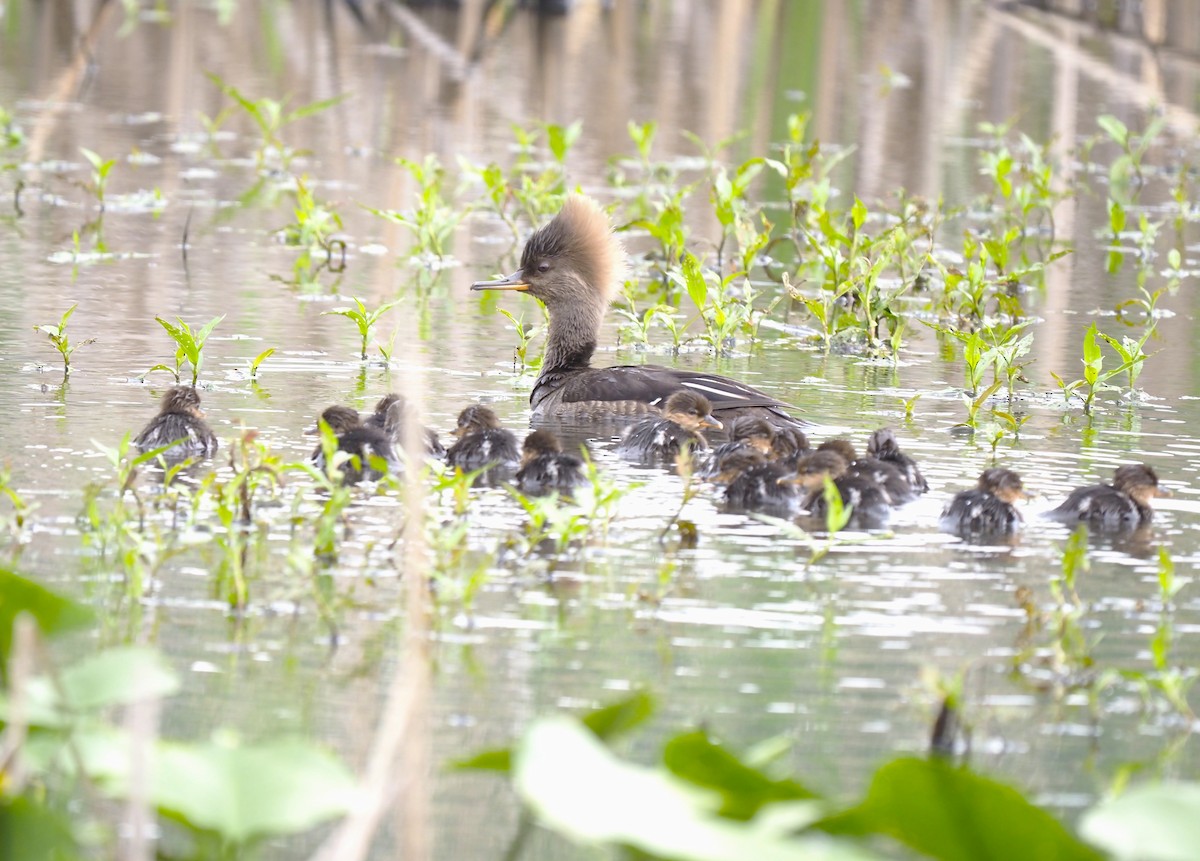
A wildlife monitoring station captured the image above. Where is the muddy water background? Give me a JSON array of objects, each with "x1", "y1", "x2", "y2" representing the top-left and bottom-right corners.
[{"x1": 4, "y1": 1, "x2": 1200, "y2": 857}]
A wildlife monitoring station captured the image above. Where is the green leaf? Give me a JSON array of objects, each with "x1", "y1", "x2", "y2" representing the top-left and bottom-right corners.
[
  {"x1": 0, "y1": 566, "x2": 93, "y2": 675},
  {"x1": 514, "y1": 717, "x2": 876, "y2": 861},
  {"x1": 284, "y1": 93, "x2": 348, "y2": 124},
  {"x1": 250, "y1": 347, "x2": 275, "y2": 376},
  {"x1": 0, "y1": 796, "x2": 81, "y2": 861},
  {"x1": 1080, "y1": 782, "x2": 1200, "y2": 861},
  {"x1": 152, "y1": 737, "x2": 357, "y2": 843},
  {"x1": 452, "y1": 747, "x2": 512, "y2": 773},
  {"x1": 663, "y1": 730, "x2": 815, "y2": 820},
  {"x1": 1098, "y1": 114, "x2": 1128, "y2": 146},
  {"x1": 582, "y1": 690, "x2": 655, "y2": 741},
  {"x1": 60, "y1": 646, "x2": 180, "y2": 711},
  {"x1": 1168, "y1": 248, "x2": 1182, "y2": 270},
  {"x1": 682, "y1": 252, "x2": 709, "y2": 311},
  {"x1": 817, "y1": 757, "x2": 1101, "y2": 861}
]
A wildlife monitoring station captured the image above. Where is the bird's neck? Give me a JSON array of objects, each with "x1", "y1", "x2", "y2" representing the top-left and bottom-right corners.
[{"x1": 540, "y1": 293, "x2": 605, "y2": 376}]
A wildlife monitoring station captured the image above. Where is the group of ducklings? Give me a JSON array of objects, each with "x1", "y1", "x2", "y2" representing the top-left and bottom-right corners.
[
  {"x1": 133, "y1": 385, "x2": 585, "y2": 497},
  {"x1": 134, "y1": 385, "x2": 1169, "y2": 539}
]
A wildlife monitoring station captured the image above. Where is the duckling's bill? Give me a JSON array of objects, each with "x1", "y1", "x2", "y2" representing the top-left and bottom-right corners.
[{"x1": 472, "y1": 271, "x2": 530, "y2": 291}]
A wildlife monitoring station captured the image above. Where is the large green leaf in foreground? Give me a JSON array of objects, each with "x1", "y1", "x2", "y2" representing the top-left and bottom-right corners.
[
  {"x1": 817, "y1": 757, "x2": 1103, "y2": 861},
  {"x1": 152, "y1": 737, "x2": 359, "y2": 843},
  {"x1": 0, "y1": 566, "x2": 92, "y2": 676},
  {"x1": 513, "y1": 716, "x2": 878, "y2": 861},
  {"x1": 1080, "y1": 781, "x2": 1200, "y2": 861}
]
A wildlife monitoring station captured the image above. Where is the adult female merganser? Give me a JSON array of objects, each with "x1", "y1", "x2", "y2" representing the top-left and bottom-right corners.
[
  {"x1": 134, "y1": 386, "x2": 218, "y2": 458},
  {"x1": 310, "y1": 405, "x2": 398, "y2": 484},
  {"x1": 471, "y1": 195, "x2": 804, "y2": 427},
  {"x1": 617, "y1": 391, "x2": 721, "y2": 461},
  {"x1": 940, "y1": 468, "x2": 1028, "y2": 537},
  {"x1": 445, "y1": 405, "x2": 520, "y2": 473},
  {"x1": 515, "y1": 429, "x2": 586, "y2": 496},
  {"x1": 1046, "y1": 464, "x2": 1168, "y2": 531}
]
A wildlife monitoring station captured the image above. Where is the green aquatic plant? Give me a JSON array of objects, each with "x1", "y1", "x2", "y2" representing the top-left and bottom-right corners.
[
  {"x1": 150, "y1": 314, "x2": 224, "y2": 387},
  {"x1": 33, "y1": 303, "x2": 95, "y2": 376},
  {"x1": 249, "y1": 347, "x2": 274, "y2": 380},
  {"x1": 1051, "y1": 322, "x2": 1149, "y2": 413},
  {"x1": 280, "y1": 175, "x2": 343, "y2": 251},
  {"x1": 80, "y1": 147, "x2": 116, "y2": 211},
  {"x1": 632, "y1": 189, "x2": 689, "y2": 275},
  {"x1": 366, "y1": 154, "x2": 465, "y2": 261},
  {"x1": 322, "y1": 296, "x2": 401, "y2": 362},
  {"x1": 498, "y1": 307, "x2": 546, "y2": 373},
  {"x1": 1097, "y1": 112, "x2": 1164, "y2": 192},
  {"x1": 207, "y1": 72, "x2": 345, "y2": 170}
]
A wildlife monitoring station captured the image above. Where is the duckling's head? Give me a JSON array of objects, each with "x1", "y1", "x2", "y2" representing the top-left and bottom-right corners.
[
  {"x1": 771, "y1": 426, "x2": 811, "y2": 460},
  {"x1": 663, "y1": 391, "x2": 722, "y2": 432},
  {"x1": 865, "y1": 428, "x2": 900, "y2": 458},
  {"x1": 712, "y1": 449, "x2": 768, "y2": 484},
  {"x1": 470, "y1": 196, "x2": 626, "y2": 313},
  {"x1": 160, "y1": 386, "x2": 204, "y2": 418},
  {"x1": 373, "y1": 393, "x2": 406, "y2": 418},
  {"x1": 1114, "y1": 463, "x2": 1169, "y2": 505},
  {"x1": 727, "y1": 416, "x2": 776, "y2": 455},
  {"x1": 318, "y1": 405, "x2": 361, "y2": 435},
  {"x1": 453, "y1": 404, "x2": 503, "y2": 437},
  {"x1": 978, "y1": 468, "x2": 1028, "y2": 504},
  {"x1": 522, "y1": 429, "x2": 564, "y2": 463},
  {"x1": 789, "y1": 450, "x2": 849, "y2": 490},
  {"x1": 817, "y1": 438, "x2": 857, "y2": 464}
]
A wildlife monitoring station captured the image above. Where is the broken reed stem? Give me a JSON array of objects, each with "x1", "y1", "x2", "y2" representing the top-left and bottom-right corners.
[
  {"x1": 0, "y1": 615, "x2": 36, "y2": 792},
  {"x1": 307, "y1": 365, "x2": 433, "y2": 861}
]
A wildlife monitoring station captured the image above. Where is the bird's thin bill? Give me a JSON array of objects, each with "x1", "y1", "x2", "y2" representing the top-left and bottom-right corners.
[{"x1": 471, "y1": 270, "x2": 530, "y2": 291}]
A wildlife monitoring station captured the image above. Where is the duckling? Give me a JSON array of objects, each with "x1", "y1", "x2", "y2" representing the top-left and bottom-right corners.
[
  {"x1": 310, "y1": 405, "x2": 398, "y2": 484},
  {"x1": 363, "y1": 393, "x2": 445, "y2": 457},
  {"x1": 445, "y1": 405, "x2": 520, "y2": 473},
  {"x1": 865, "y1": 428, "x2": 928, "y2": 495},
  {"x1": 940, "y1": 468, "x2": 1028, "y2": 537},
  {"x1": 134, "y1": 386, "x2": 218, "y2": 458},
  {"x1": 793, "y1": 449, "x2": 891, "y2": 529},
  {"x1": 515, "y1": 430, "x2": 587, "y2": 496},
  {"x1": 471, "y1": 195, "x2": 805, "y2": 429},
  {"x1": 714, "y1": 450, "x2": 802, "y2": 517},
  {"x1": 699, "y1": 416, "x2": 778, "y2": 478},
  {"x1": 617, "y1": 391, "x2": 722, "y2": 461},
  {"x1": 817, "y1": 438, "x2": 914, "y2": 504},
  {"x1": 1046, "y1": 464, "x2": 1168, "y2": 531}
]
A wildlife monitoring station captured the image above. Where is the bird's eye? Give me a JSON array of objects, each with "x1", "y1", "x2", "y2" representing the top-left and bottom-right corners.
[{"x1": 537, "y1": 261, "x2": 550, "y2": 273}]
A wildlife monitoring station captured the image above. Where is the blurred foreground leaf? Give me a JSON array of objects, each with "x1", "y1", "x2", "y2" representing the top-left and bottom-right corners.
[
  {"x1": 152, "y1": 737, "x2": 358, "y2": 843},
  {"x1": 513, "y1": 716, "x2": 877, "y2": 861},
  {"x1": 1079, "y1": 781, "x2": 1200, "y2": 861},
  {"x1": 817, "y1": 757, "x2": 1102, "y2": 861}
]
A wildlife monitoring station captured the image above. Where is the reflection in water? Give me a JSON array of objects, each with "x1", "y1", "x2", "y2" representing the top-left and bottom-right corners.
[{"x1": 2, "y1": 1, "x2": 1200, "y2": 858}]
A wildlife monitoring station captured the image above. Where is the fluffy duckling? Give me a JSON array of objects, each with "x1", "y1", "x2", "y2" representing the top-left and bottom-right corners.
[
  {"x1": 470, "y1": 195, "x2": 806, "y2": 429},
  {"x1": 793, "y1": 449, "x2": 891, "y2": 529},
  {"x1": 866, "y1": 428, "x2": 928, "y2": 495},
  {"x1": 515, "y1": 430, "x2": 587, "y2": 496},
  {"x1": 618, "y1": 391, "x2": 722, "y2": 461},
  {"x1": 817, "y1": 438, "x2": 913, "y2": 504},
  {"x1": 1046, "y1": 464, "x2": 1168, "y2": 531},
  {"x1": 714, "y1": 450, "x2": 802, "y2": 517},
  {"x1": 134, "y1": 386, "x2": 218, "y2": 458},
  {"x1": 445, "y1": 405, "x2": 520, "y2": 473},
  {"x1": 699, "y1": 416, "x2": 778, "y2": 478},
  {"x1": 940, "y1": 468, "x2": 1029, "y2": 537},
  {"x1": 310, "y1": 405, "x2": 399, "y2": 484},
  {"x1": 363, "y1": 393, "x2": 445, "y2": 457}
]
